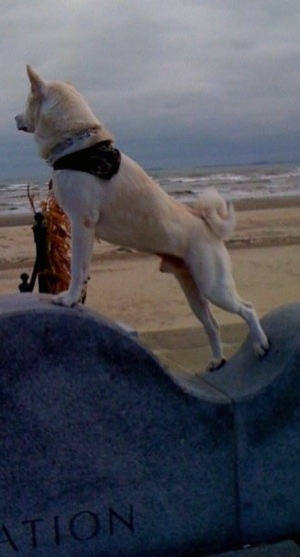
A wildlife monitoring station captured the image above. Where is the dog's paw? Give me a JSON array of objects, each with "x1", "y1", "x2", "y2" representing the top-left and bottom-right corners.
[
  {"x1": 206, "y1": 357, "x2": 227, "y2": 372},
  {"x1": 254, "y1": 336, "x2": 270, "y2": 358},
  {"x1": 52, "y1": 291, "x2": 79, "y2": 307}
]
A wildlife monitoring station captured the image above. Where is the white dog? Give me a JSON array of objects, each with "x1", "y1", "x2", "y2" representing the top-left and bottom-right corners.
[{"x1": 16, "y1": 65, "x2": 269, "y2": 370}]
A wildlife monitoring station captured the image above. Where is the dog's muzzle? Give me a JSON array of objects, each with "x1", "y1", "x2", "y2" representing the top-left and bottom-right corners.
[{"x1": 15, "y1": 114, "x2": 29, "y2": 132}]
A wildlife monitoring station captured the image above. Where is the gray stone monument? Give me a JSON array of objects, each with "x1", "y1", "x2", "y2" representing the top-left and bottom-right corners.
[{"x1": 0, "y1": 294, "x2": 299, "y2": 556}]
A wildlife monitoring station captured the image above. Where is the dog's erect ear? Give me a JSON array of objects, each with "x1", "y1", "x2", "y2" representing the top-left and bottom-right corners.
[{"x1": 26, "y1": 65, "x2": 46, "y2": 97}]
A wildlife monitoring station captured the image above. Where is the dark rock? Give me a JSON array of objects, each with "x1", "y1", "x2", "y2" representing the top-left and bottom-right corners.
[{"x1": 0, "y1": 294, "x2": 235, "y2": 556}]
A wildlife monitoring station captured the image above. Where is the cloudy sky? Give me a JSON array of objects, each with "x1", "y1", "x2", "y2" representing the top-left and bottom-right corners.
[{"x1": 1, "y1": 0, "x2": 299, "y2": 180}]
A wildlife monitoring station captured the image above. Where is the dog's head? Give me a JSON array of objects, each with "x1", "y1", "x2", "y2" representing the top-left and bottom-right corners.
[
  {"x1": 15, "y1": 65, "x2": 58, "y2": 135},
  {"x1": 15, "y1": 65, "x2": 113, "y2": 160}
]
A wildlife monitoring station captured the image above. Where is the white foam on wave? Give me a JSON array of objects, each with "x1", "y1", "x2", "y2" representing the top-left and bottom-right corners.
[{"x1": 1, "y1": 164, "x2": 300, "y2": 216}]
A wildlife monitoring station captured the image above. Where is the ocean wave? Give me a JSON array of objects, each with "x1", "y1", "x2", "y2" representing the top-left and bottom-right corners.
[{"x1": 1, "y1": 163, "x2": 300, "y2": 216}]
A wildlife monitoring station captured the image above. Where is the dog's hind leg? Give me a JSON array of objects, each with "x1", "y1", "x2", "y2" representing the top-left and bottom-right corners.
[
  {"x1": 160, "y1": 257, "x2": 225, "y2": 371},
  {"x1": 236, "y1": 299, "x2": 269, "y2": 357},
  {"x1": 212, "y1": 292, "x2": 269, "y2": 358},
  {"x1": 191, "y1": 259, "x2": 269, "y2": 359},
  {"x1": 184, "y1": 241, "x2": 269, "y2": 359}
]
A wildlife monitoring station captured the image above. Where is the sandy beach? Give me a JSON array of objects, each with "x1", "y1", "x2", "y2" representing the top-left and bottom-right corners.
[{"x1": 0, "y1": 197, "x2": 299, "y2": 336}]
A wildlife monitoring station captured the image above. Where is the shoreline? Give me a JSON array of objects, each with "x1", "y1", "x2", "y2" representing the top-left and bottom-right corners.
[
  {"x1": 0, "y1": 194, "x2": 299, "y2": 338},
  {"x1": 0, "y1": 195, "x2": 300, "y2": 272},
  {"x1": 1, "y1": 195, "x2": 300, "y2": 228},
  {"x1": 0, "y1": 198, "x2": 300, "y2": 331},
  {"x1": 0, "y1": 176, "x2": 299, "y2": 374}
]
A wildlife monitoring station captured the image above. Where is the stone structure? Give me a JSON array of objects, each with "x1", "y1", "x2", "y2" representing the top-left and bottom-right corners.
[
  {"x1": 0, "y1": 294, "x2": 299, "y2": 556},
  {"x1": 211, "y1": 540, "x2": 300, "y2": 556}
]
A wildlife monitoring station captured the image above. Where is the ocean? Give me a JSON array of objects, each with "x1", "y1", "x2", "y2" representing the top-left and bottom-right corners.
[{"x1": 1, "y1": 162, "x2": 300, "y2": 216}]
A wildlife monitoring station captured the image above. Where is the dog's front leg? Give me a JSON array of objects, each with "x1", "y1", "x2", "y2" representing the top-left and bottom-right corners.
[{"x1": 52, "y1": 216, "x2": 95, "y2": 307}]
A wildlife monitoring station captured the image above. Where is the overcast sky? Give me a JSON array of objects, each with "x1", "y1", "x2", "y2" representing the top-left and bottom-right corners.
[{"x1": 1, "y1": 0, "x2": 299, "y2": 180}]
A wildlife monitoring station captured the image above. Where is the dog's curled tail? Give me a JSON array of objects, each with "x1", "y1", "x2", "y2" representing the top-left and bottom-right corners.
[{"x1": 192, "y1": 187, "x2": 235, "y2": 240}]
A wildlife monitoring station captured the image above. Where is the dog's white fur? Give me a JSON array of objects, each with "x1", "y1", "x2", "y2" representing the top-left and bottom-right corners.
[{"x1": 16, "y1": 65, "x2": 269, "y2": 370}]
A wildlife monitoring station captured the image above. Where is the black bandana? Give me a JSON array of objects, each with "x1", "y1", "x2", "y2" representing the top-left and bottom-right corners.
[{"x1": 53, "y1": 140, "x2": 121, "y2": 180}]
